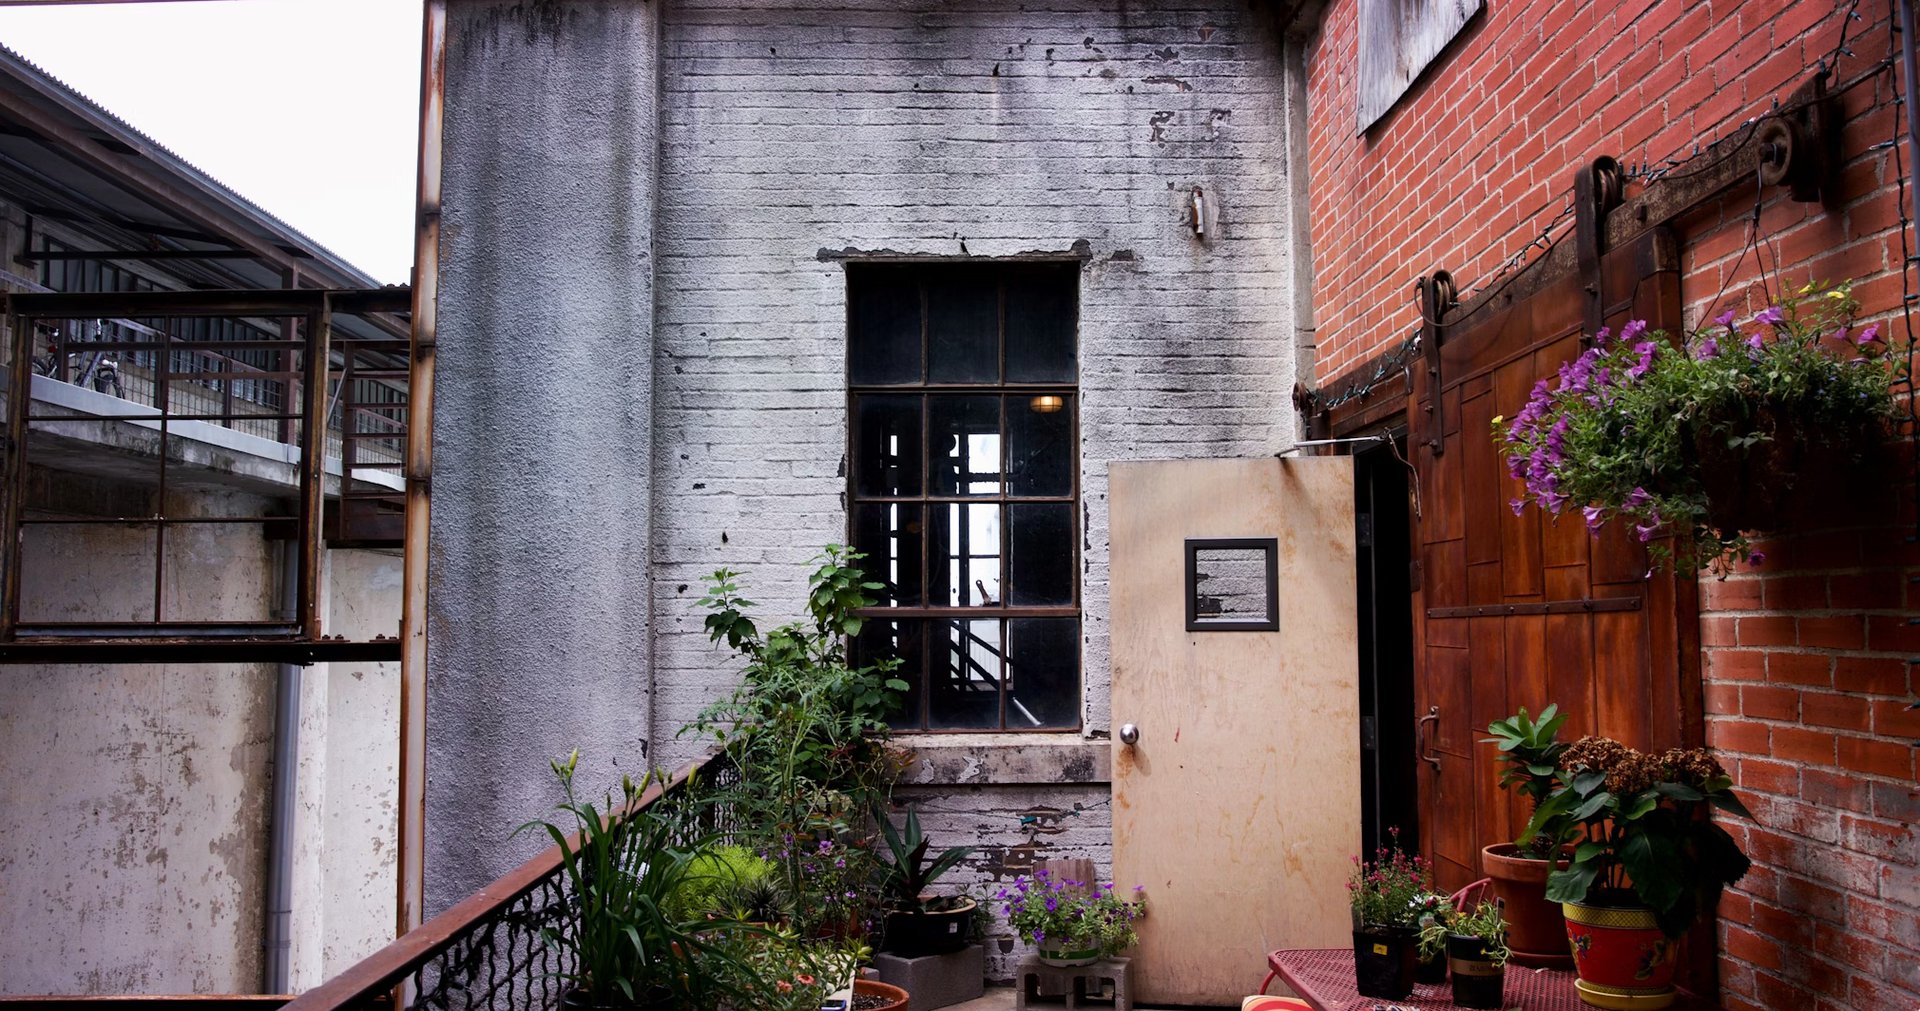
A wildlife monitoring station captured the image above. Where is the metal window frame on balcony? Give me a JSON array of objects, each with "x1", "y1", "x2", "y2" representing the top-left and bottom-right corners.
[{"x1": 0, "y1": 286, "x2": 410, "y2": 665}]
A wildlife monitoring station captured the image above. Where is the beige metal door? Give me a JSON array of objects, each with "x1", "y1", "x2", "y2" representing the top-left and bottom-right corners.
[{"x1": 1110, "y1": 458, "x2": 1360, "y2": 1005}]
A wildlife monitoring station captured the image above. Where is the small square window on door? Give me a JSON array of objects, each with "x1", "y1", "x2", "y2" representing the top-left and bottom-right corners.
[{"x1": 1185, "y1": 538, "x2": 1279, "y2": 632}]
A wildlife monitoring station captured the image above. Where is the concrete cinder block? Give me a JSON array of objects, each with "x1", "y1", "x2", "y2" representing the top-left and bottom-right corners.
[{"x1": 874, "y1": 944, "x2": 987, "y2": 1011}]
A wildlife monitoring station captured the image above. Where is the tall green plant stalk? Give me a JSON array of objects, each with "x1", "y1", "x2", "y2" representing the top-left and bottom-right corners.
[{"x1": 516, "y1": 752, "x2": 760, "y2": 1009}]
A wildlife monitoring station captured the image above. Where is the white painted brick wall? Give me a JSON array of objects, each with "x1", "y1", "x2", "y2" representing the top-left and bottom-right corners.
[{"x1": 650, "y1": 0, "x2": 1303, "y2": 769}]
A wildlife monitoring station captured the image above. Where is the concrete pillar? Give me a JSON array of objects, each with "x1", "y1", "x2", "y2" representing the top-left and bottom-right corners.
[{"x1": 428, "y1": 1, "x2": 660, "y2": 912}]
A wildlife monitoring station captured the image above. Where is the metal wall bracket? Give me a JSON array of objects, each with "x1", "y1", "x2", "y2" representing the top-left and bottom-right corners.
[
  {"x1": 1418, "y1": 270, "x2": 1454, "y2": 455},
  {"x1": 1575, "y1": 156, "x2": 1625, "y2": 346}
]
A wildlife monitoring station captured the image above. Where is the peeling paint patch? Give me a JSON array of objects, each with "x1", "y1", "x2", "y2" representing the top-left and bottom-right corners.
[{"x1": 1143, "y1": 75, "x2": 1193, "y2": 92}]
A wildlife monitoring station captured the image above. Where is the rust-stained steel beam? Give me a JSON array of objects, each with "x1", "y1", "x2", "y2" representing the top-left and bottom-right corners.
[
  {"x1": 9, "y1": 287, "x2": 409, "y2": 318},
  {"x1": 1, "y1": 307, "x2": 33, "y2": 639},
  {"x1": 19, "y1": 248, "x2": 266, "y2": 262},
  {"x1": 398, "y1": 0, "x2": 446, "y2": 947},
  {"x1": 0, "y1": 639, "x2": 401, "y2": 665},
  {"x1": 297, "y1": 300, "x2": 331, "y2": 641}
]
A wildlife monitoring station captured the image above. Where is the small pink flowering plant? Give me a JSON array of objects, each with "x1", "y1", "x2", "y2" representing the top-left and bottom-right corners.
[
  {"x1": 1496, "y1": 279, "x2": 1900, "y2": 575},
  {"x1": 1348, "y1": 828, "x2": 1433, "y2": 929},
  {"x1": 996, "y1": 869, "x2": 1144, "y2": 957}
]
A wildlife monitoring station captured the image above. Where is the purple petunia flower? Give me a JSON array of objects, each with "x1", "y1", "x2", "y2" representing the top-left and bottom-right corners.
[
  {"x1": 1619, "y1": 319, "x2": 1649, "y2": 343},
  {"x1": 1510, "y1": 498, "x2": 1526, "y2": 516},
  {"x1": 1857, "y1": 323, "x2": 1882, "y2": 346},
  {"x1": 1753, "y1": 306, "x2": 1785, "y2": 326},
  {"x1": 1694, "y1": 336, "x2": 1719, "y2": 360},
  {"x1": 1712, "y1": 309, "x2": 1737, "y2": 329},
  {"x1": 1583, "y1": 505, "x2": 1605, "y2": 533},
  {"x1": 1748, "y1": 551, "x2": 1767, "y2": 566},
  {"x1": 1623, "y1": 487, "x2": 1651, "y2": 510},
  {"x1": 1627, "y1": 341, "x2": 1657, "y2": 379}
]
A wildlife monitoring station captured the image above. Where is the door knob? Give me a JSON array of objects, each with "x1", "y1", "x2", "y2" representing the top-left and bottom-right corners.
[{"x1": 1118, "y1": 723, "x2": 1140, "y2": 745}]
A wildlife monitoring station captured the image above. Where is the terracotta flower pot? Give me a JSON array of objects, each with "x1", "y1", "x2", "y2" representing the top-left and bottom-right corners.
[
  {"x1": 853, "y1": 978, "x2": 910, "y2": 1011},
  {"x1": 1562, "y1": 900, "x2": 1678, "y2": 1010},
  {"x1": 1480, "y1": 843, "x2": 1573, "y2": 967}
]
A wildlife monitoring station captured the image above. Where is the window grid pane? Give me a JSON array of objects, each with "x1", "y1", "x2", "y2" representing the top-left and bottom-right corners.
[{"x1": 848, "y1": 263, "x2": 1079, "y2": 732}]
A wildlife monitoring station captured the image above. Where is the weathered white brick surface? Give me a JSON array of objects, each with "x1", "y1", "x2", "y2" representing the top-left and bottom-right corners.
[
  {"x1": 650, "y1": 0, "x2": 1302, "y2": 767},
  {"x1": 432, "y1": 1, "x2": 1304, "y2": 937}
]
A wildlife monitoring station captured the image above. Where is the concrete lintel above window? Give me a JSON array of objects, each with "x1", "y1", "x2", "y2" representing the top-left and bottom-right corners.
[{"x1": 897, "y1": 735, "x2": 1110, "y2": 786}]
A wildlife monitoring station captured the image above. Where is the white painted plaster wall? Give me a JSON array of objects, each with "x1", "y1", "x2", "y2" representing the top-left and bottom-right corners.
[{"x1": 0, "y1": 470, "x2": 401, "y2": 993}]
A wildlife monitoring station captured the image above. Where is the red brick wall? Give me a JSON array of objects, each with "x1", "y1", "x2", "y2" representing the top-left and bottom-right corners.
[{"x1": 1302, "y1": 1, "x2": 1920, "y2": 1008}]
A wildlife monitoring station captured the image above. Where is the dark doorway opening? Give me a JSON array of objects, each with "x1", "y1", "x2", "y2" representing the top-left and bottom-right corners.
[{"x1": 1355, "y1": 435, "x2": 1418, "y2": 858}]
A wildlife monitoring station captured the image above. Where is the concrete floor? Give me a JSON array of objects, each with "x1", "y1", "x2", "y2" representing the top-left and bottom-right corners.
[{"x1": 944, "y1": 988, "x2": 1020, "y2": 1011}]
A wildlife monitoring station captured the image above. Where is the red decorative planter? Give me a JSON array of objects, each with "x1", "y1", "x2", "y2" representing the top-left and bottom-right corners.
[{"x1": 1562, "y1": 901, "x2": 1678, "y2": 1009}]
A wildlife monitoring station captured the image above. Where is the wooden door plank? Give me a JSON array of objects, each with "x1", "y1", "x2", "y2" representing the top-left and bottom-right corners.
[{"x1": 1468, "y1": 615, "x2": 1511, "y2": 854}]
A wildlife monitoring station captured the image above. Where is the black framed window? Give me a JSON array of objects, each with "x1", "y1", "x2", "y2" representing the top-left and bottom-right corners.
[{"x1": 847, "y1": 261, "x2": 1080, "y2": 731}]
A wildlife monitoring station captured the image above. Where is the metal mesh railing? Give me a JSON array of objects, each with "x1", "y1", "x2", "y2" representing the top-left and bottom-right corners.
[{"x1": 282, "y1": 752, "x2": 733, "y2": 1011}]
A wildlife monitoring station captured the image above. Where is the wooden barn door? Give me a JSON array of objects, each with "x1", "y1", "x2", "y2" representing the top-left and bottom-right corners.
[{"x1": 1407, "y1": 228, "x2": 1703, "y2": 891}]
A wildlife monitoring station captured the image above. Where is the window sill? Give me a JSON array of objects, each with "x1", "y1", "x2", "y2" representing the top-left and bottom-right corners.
[{"x1": 895, "y1": 734, "x2": 1109, "y2": 786}]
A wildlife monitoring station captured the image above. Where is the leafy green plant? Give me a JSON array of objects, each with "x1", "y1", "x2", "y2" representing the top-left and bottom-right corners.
[
  {"x1": 1523, "y1": 737, "x2": 1753, "y2": 938},
  {"x1": 1412, "y1": 892, "x2": 1453, "y2": 961},
  {"x1": 1484, "y1": 704, "x2": 1571, "y2": 857},
  {"x1": 876, "y1": 803, "x2": 976, "y2": 911},
  {"x1": 682, "y1": 546, "x2": 911, "y2": 933},
  {"x1": 1347, "y1": 828, "x2": 1432, "y2": 929},
  {"x1": 666, "y1": 845, "x2": 779, "y2": 923},
  {"x1": 711, "y1": 933, "x2": 869, "y2": 1011},
  {"x1": 514, "y1": 752, "x2": 756, "y2": 1009},
  {"x1": 1496, "y1": 279, "x2": 1900, "y2": 574},
  {"x1": 996, "y1": 870, "x2": 1144, "y2": 956},
  {"x1": 1444, "y1": 900, "x2": 1511, "y2": 968}
]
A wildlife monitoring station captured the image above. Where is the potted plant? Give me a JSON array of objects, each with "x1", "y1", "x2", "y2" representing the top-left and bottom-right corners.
[
  {"x1": 1410, "y1": 891, "x2": 1450, "y2": 985},
  {"x1": 1523, "y1": 738, "x2": 1754, "y2": 1009},
  {"x1": 1480, "y1": 704, "x2": 1574, "y2": 965},
  {"x1": 682, "y1": 547, "x2": 911, "y2": 939},
  {"x1": 875, "y1": 802, "x2": 978, "y2": 956},
  {"x1": 1440, "y1": 900, "x2": 1510, "y2": 1009},
  {"x1": 516, "y1": 752, "x2": 757, "y2": 1011},
  {"x1": 1495, "y1": 279, "x2": 1899, "y2": 574},
  {"x1": 1346, "y1": 829, "x2": 1429, "y2": 1000},
  {"x1": 996, "y1": 868, "x2": 1144, "y2": 966}
]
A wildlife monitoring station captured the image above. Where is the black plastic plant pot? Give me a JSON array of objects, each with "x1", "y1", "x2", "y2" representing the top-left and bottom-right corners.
[
  {"x1": 878, "y1": 897, "x2": 976, "y2": 956},
  {"x1": 1352, "y1": 926, "x2": 1417, "y2": 1000},
  {"x1": 1415, "y1": 949, "x2": 1448, "y2": 985},
  {"x1": 1446, "y1": 933, "x2": 1507, "y2": 1010}
]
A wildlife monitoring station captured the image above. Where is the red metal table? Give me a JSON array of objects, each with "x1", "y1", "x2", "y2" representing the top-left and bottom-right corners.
[{"x1": 1265, "y1": 949, "x2": 1720, "y2": 1011}]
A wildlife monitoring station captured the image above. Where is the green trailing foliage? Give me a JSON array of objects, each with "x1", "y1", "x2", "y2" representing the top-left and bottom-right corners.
[{"x1": 1495, "y1": 279, "x2": 1901, "y2": 575}]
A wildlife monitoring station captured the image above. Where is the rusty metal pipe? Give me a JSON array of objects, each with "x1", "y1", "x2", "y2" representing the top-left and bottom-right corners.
[{"x1": 398, "y1": 0, "x2": 446, "y2": 942}]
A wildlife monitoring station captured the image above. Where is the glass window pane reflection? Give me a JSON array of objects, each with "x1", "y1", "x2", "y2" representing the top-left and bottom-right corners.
[
  {"x1": 1008, "y1": 617, "x2": 1079, "y2": 729},
  {"x1": 928, "y1": 503, "x2": 1001, "y2": 606},
  {"x1": 928, "y1": 618, "x2": 1002, "y2": 730},
  {"x1": 929, "y1": 396, "x2": 1002, "y2": 497}
]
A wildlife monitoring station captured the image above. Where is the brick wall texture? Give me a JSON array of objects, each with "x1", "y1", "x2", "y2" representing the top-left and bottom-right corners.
[
  {"x1": 650, "y1": 1, "x2": 1301, "y2": 770},
  {"x1": 646, "y1": 1, "x2": 1299, "y2": 981},
  {"x1": 1303, "y1": 1, "x2": 1920, "y2": 1008}
]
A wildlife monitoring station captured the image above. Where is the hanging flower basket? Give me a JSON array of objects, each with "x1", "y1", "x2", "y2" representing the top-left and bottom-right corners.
[{"x1": 1496, "y1": 280, "x2": 1901, "y2": 575}]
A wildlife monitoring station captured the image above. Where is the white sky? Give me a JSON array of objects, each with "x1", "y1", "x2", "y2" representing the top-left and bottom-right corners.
[{"x1": 0, "y1": 0, "x2": 420, "y2": 284}]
